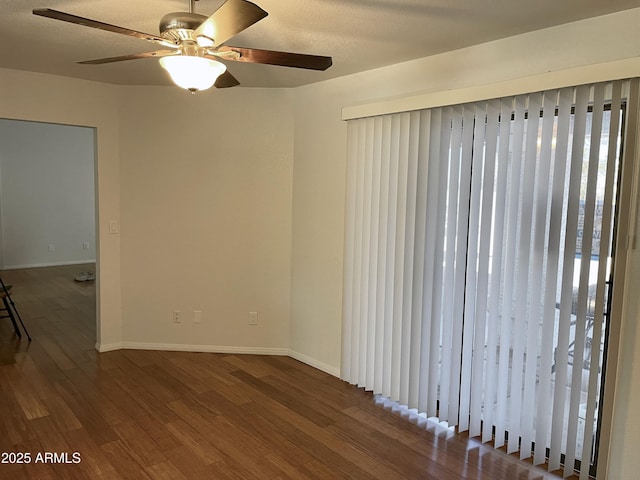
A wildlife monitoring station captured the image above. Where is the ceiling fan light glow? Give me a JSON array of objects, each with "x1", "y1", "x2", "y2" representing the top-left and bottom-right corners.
[
  {"x1": 196, "y1": 35, "x2": 215, "y2": 48},
  {"x1": 159, "y1": 56, "x2": 226, "y2": 92}
]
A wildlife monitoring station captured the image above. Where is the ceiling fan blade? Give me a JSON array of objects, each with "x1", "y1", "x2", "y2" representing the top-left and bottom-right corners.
[
  {"x1": 218, "y1": 46, "x2": 332, "y2": 71},
  {"x1": 194, "y1": 0, "x2": 268, "y2": 47},
  {"x1": 32, "y1": 8, "x2": 177, "y2": 49},
  {"x1": 214, "y1": 70, "x2": 241, "y2": 88},
  {"x1": 78, "y1": 50, "x2": 179, "y2": 65}
]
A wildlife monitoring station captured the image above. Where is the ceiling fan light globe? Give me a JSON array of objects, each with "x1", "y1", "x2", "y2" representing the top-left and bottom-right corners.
[{"x1": 159, "y1": 56, "x2": 226, "y2": 92}]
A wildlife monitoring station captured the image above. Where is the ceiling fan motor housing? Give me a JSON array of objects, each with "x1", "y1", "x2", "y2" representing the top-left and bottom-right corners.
[{"x1": 159, "y1": 12, "x2": 208, "y2": 43}]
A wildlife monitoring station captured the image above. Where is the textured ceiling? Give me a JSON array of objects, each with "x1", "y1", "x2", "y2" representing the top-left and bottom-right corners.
[{"x1": 1, "y1": 0, "x2": 639, "y2": 88}]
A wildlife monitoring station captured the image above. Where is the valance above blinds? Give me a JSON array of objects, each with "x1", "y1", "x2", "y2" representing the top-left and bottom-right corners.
[{"x1": 342, "y1": 79, "x2": 637, "y2": 478}]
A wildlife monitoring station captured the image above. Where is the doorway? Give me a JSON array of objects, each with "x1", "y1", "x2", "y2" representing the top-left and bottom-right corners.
[{"x1": 0, "y1": 118, "x2": 97, "y2": 350}]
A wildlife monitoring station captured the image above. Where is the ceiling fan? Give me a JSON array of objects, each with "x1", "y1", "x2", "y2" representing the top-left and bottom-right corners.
[{"x1": 33, "y1": 0, "x2": 333, "y2": 92}]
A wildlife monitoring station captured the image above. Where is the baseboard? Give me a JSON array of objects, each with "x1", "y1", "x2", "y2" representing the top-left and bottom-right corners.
[
  {"x1": 3, "y1": 259, "x2": 96, "y2": 270},
  {"x1": 288, "y1": 350, "x2": 341, "y2": 377},
  {"x1": 94, "y1": 342, "x2": 340, "y2": 378},
  {"x1": 95, "y1": 342, "x2": 123, "y2": 352},
  {"x1": 99, "y1": 341, "x2": 289, "y2": 356}
]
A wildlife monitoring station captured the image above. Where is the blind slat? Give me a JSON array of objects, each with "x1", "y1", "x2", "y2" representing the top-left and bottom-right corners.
[
  {"x1": 431, "y1": 108, "x2": 454, "y2": 421},
  {"x1": 483, "y1": 97, "x2": 513, "y2": 445},
  {"x1": 548, "y1": 85, "x2": 589, "y2": 471},
  {"x1": 440, "y1": 107, "x2": 462, "y2": 423},
  {"x1": 381, "y1": 115, "x2": 402, "y2": 397},
  {"x1": 564, "y1": 83, "x2": 606, "y2": 476},
  {"x1": 449, "y1": 105, "x2": 475, "y2": 426},
  {"x1": 495, "y1": 95, "x2": 526, "y2": 448},
  {"x1": 459, "y1": 102, "x2": 488, "y2": 433},
  {"x1": 408, "y1": 111, "x2": 431, "y2": 408},
  {"x1": 352, "y1": 120, "x2": 367, "y2": 385},
  {"x1": 342, "y1": 120, "x2": 359, "y2": 383},
  {"x1": 471, "y1": 100, "x2": 499, "y2": 440},
  {"x1": 521, "y1": 90, "x2": 557, "y2": 460},
  {"x1": 366, "y1": 118, "x2": 382, "y2": 390},
  {"x1": 399, "y1": 112, "x2": 421, "y2": 406},
  {"x1": 508, "y1": 92, "x2": 543, "y2": 456},
  {"x1": 374, "y1": 116, "x2": 392, "y2": 394},
  {"x1": 424, "y1": 108, "x2": 444, "y2": 416},
  {"x1": 536, "y1": 87, "x2": 573, "y2": 466}
]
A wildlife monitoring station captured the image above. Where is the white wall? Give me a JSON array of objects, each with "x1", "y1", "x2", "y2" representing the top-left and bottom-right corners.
[
  {"x1": 117, "y1": 86, "x2": 294, "y2": 352},
  {"x1": 289, "y1": 7, "x2": 640, "y2": 478},
  {"x1": 0, "y1": 119, "x2": 95, "y2": 269},
  {"x1": 291, "y1": 5, "x2": 640, "y2": 374},
  {"x1": 0, "y1": 67, "x2": 296, "y2": 355}
]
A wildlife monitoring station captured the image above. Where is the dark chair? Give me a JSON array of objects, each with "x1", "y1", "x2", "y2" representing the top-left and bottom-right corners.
[{"x1": 0, "y1": 278, "x2": 31, "y2": 341}]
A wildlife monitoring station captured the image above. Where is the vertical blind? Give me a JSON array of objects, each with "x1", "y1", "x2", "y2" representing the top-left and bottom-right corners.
[{"x1": 342, "y1": 80, "x2": 635, "y2": 478}]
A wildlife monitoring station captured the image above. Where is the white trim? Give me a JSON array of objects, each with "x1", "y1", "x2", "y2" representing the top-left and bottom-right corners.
[
  {"x1": 3, "y1": 259, "x2": 96, "y2": 270},
  {"x1": 95, "y1": 342, "x2": 123, "y2": 352},
  {"x1": 288, "y1": 349, "x2": 341, "y2": 377},
  {"x1": 94, "y1": 342, "x2": 341, "y2": 378},
  {"x1": 96, "y1": 341, "x2": 288, "y2": 356},
  {"x1": 341, "y1": 57, "x2": 640, "y2": 120}
]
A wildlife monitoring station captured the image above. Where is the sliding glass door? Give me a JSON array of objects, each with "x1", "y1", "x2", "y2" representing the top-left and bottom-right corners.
[{"x1": 342, "y1": 80, "x2": 634, "y2": 478}]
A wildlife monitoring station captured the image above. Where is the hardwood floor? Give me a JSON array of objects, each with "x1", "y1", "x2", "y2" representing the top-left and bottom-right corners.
[{"x1": 0, "y1": 265, "x2": 574, "y2": 479}]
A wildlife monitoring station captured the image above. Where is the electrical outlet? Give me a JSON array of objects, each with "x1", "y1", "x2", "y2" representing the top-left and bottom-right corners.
[
  {"x1": 249, "y1": 312, "x2": 258, "y2": 325},
  {"x1": 82, "y1": 242, "x2": 90, "y2": 250},
  {"x1": 173, "y1": 311, "x2": 182, "y2": 323},
  {"x1": 48, "y1": 244, "x2": 55, "y2": 252},
  {"x1": 194, "y1": 310, "x2": 202, "y2": 324}
]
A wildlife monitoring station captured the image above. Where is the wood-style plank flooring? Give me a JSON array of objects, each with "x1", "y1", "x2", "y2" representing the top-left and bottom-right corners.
[{"x1": 0, "y1": 265, "x2": 573, "y2": 479}]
